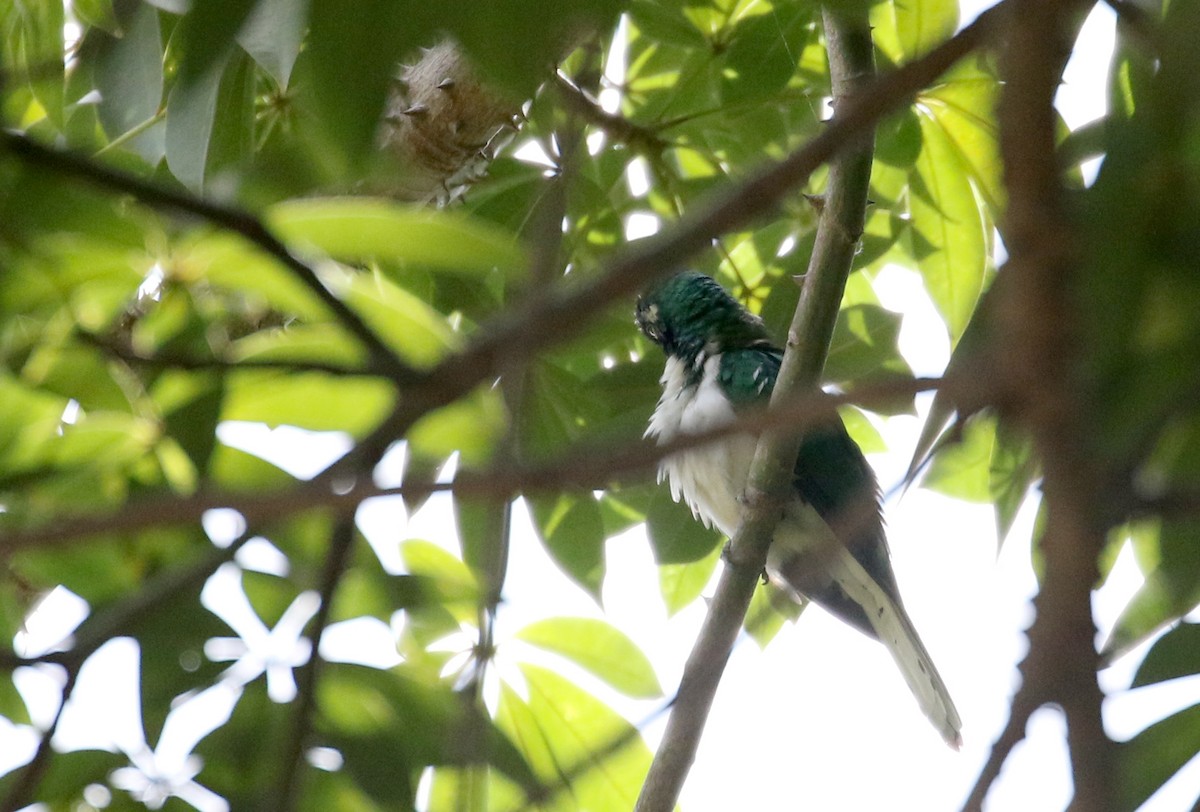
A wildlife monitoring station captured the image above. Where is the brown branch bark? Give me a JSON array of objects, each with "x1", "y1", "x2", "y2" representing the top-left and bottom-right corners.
[
  {"x1": 272, "y1": 516, "x2": 357, "y2": 812},
  {"x1": 963, "y1": 2, "x2": 1115, "y2": 810},
  {"x1": 0, "y1": 376, "x2": 946, "y2": 558},
  {"x1": 633, "y1": 6, "x2": 877, "y2": 810}
]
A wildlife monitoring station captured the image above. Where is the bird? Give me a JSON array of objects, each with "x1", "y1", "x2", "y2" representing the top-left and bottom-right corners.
[{"x1": 635, "y1": 271, "x2": 962, "y2": 748}]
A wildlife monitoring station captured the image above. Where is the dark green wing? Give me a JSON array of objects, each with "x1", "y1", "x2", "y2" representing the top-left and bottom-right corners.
[{"x1": 718, "y1": 347, "x2": 902, "y2": 636}]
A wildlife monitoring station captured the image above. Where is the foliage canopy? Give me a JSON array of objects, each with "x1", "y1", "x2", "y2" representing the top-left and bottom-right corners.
[{"x1": 2, "y1": 0, "x2": 1200, "y2": 810}]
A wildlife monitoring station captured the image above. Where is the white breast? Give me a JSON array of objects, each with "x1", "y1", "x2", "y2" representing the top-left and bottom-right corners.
[{"x1": 645, "y1": 354, "x2": 758, "y2": 537}]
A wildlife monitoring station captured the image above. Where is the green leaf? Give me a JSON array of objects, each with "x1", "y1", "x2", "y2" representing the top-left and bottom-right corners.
[
  {"x1": 92, "y1": 2, "x2": 165, "y2": 163},
  {"x1": 452, "y1": 496, "x2": 506, "y2": 581},
  {"x1": 744, "y1": 581, "x2": 805, "y2": 649},
  {"x1": 54, "y1": 411, "x2": 158, "y2": 468},
  {"x1": 1116, "y1": 702, "x2": 1200, "y2": 812},
  {"x1": 165, "y1": 52, "x2": 226, "y2": 190},
  {"x1": 185, "y1": 232, "x2": 329, "y2": 320},
  {"x1": 1132, "y1": 622, "x2": 1200, "y2": 688},
  {"x1": 892, "y1": 0, "x2": 958, "y2": 59},
  {"x1": 400, "y1": 539, "x2": 480, "y2": 621},
  {"x1": 1103, "y1": 519, "x2": 1200, "y2": 661},
  {"x1": 237, "y1": 0, "x2": 308, "y2": 87},
  {"x1": 528, "y1": 493, "x2": 607, "y2": 600},
  {"x1": 907, "y1": 108, "x2": 989, "y2": 343},
  {"x1": 73, "y1": 0, "x2": 119, "y2": 33},
  {"x1": 267, "y1": 197, "x2": 529, "y2": 274},
  {"x1": 501, "y1": 664, "x2": 652, "y2": 810},
  {"x1": 303, "y1": 0, "x2": 414, "y2": 163},
  {"x1": 658, "y1": 543, "x2": 721, "y2": 616},
  {"x1": 409, "y1": 388, "x2": 507, "y2": 467},
  {"x1": 0, "y1": 748, "x2": 123, "y2": 804},
  {"x1": 339, "y1": 271, "x2": 460, "y2": 369},
  {"x1": 824, "y1": 304, "x2": 912, "y2": 384},
  {"x1": 720, "y1": 9, "x2": 807, "y2": 105},
  {"x1": 989, "y1": 423, "x2": 1037, "y2": 545},
  {"x1": 646, "y1": 487, "x2": 723, "y2": 565},
  {"x1": 318, "y1": 664, "x2": 538, "y2": 803},
  {"x1": 517, "y1": 617, "x2": 663, "y2": 699},
  {"x1": 221, "y1": 369, "x2": 395, "y2": 434},
  {"x1": 921, "y1": 69, "x2": 1004, "y2": 218},
  {"x1": 174, "y1": 0, "x2": 259, "y2": 89},
  {"x1": 922, "y1": 415, "x2": 995, "y2": 502},
  {"x1": 4, "y1": 0, "x2": 64, "y2": 126},
  {"x1": 629, "y1": 0, "x2": 707, "y2": 48},
  {"x1": 230, "y1": 323, "x2": 367, "y2": 369},
  {"x1": 840, "y1": 406, "x2": 886, "y2": 454}
]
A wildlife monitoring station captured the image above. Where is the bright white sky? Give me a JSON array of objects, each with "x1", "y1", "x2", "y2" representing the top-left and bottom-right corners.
[{"x1": 7, "y1": 3, "x2": 1200, "y2": 811}]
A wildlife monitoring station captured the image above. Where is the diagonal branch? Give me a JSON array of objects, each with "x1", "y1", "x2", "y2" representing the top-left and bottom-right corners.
[
  {"x1": 633, "y1": 6, "x2": 878, "y2": 810},
  {"x1": 0, "y1": 376, "x2": 946, "y2": 558},
  {"x1": 0, "y1": 131, "x2": 420, "y2": 386}
]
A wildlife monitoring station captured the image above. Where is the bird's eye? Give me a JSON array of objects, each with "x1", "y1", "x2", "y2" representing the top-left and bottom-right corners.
[{"x1": 635, "y1": 301, "x2": 662, "y2": 342}]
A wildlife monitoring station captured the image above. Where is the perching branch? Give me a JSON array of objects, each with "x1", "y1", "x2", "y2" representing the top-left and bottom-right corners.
[{"x1": 633, "y1": 6, "x2": 877, "y2": 810}]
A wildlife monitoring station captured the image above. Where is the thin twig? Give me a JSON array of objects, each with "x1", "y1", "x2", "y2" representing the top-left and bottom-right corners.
[
  {"x1": 1, "y1": 665, "x2": 80, "y2": 811},
  {"x1": 0, "y1": 376, "x2": 945, "y2": 555},
  {"x1": 273, "y1": 516, "x2": 357, "y2": 812},
  {"x1": 0, "y1": 132, "x2": 420, "y2": 386},
  {"x1": 0, "y1": 532, "x2": 254, "y2": 671},
  {"x1": 553, "y1": 73, "x2": 666, "y2": 155}
]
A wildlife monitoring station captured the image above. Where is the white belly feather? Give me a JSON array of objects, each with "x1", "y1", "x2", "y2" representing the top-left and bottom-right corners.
[{"x1": 645, "y1": 354, "x2": 757, "y2": 537}]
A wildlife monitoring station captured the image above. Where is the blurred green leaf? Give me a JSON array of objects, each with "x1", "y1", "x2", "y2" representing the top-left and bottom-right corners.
[
  {"x1": 237, "y1": 0, "x2": 308, "y2": 87},
  {"x1": 1132, "y1": 622, "x2": 1200, "y2": 688},
  {"x1": 1116, "y1": 702, "x2": 1200, "y2": 812},
  {"x1": 221, "y1": 369, "x2": 395, "y2": 434},
  {"x1": 500, "y1": 664, "x2": 652, "y2": 810},
  {"x1": 744, "y1": 581, "x2": 805, "y2": 649},
  {"x1": 659, "y1": 543, "x2": 721, "y2": 616},
  {"x1": 1104, "y1": 520, "x2": 1200, "y2": 661},
  {"x1": 923, "y1": 415, "x2": 994, "y2": 502},
  {"x1": 0, "y1": 748, "x2": 123, "y2": 805},
  {"x1": 319, "y1": 664, "x2": 538, "y2": 803},
  {"x1": 528, "y1": 493, "x2": 607, "y2": 600},
  {"x1": 646, "y1": 487, "x2": 723, "y2": 565},
  {"x1": 517, "y1": 616, "x2": 663, "y2": 699},
  {"x1": 267, "y1": 197, "x2": 529, "y2": 274}
]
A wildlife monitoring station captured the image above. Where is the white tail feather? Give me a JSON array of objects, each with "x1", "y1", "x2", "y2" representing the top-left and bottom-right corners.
[{"x1": 769, "y1": 509, "x2": 963, "y2": 748}]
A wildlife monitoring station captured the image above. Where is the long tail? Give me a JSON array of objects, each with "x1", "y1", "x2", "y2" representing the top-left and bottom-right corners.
[
  {"x1": 872, "y1": 592, "x2": 963, "y2": 749},
  {"x1": 770, "y1": 514, "x2": 962, "y2": 748}
]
